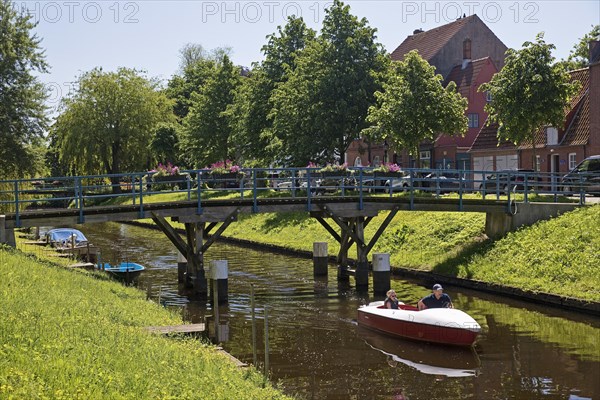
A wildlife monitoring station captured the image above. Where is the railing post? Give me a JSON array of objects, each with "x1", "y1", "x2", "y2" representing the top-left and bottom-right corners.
[
  {"x1": 77, "y1": 177, "x2": 84, "y2": 224},
  {"x1": 409, "y1": 173, "x2": 414, "y2": 210},
  {"x1": 197, "y1": 172, "x2": 203, "y2": 215},
  {"x1": 131, "y1": 174, "x2": 137, "y2": 206},
  {"x1": 138, "y1": 174, "x2": 144, "y2": 219},
  {"x1": 306, "y1": 170, "x2": 312, "y2": 211},
  {"x1": 524, "y1": 172, "x2": 529, "y2": 203},
  {"x1": 138, "y1": 174, "x2": 144, "y2": 214},
  {"x1": 187, "y1": 174, "x2": 191, "y2": 201},
  {"x1": 358, "y1": 169, "x2": 364, "y2": 211},
  {"x1": 14, "y1": 180, "x2": 20, "y2": 228},
  {"x1": 252, "y1": 170, "x2": 258, "y2": 213},
  {"x1": 458, "y1": 173, "x2": 463, "y2": 211}
]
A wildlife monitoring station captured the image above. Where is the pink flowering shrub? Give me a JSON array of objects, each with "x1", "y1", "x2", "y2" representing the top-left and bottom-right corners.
[{"x1": 151, "y1": 162, "x2": 180, "y2": 177}]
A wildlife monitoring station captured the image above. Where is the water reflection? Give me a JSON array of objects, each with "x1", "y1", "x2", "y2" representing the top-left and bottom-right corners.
[
  {"x1": 70, "y1": 222, "x2": 600, "y2": 400},
  {"x1": 358, "y1": 326, "x2": 481, "y2": 377}
]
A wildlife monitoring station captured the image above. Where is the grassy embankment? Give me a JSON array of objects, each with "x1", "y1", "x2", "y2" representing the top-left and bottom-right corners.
[
  {"x1": 112, "y1": 190, "x2": 599, "y2": 302},
  {"x1": 0, "y1": 247, "x2": 292, "y2": 399}
]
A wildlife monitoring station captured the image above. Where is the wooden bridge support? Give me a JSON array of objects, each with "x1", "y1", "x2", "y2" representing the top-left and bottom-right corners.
[
  {"x1": 313, "y1": 206, "x2": 399, "y2": 291},
  {"x1": 0, "y1": 215, "x2": 16, "y2": 247},
  {"x1": 151, "y1": 209, "x2": 240, "y2": 296}
]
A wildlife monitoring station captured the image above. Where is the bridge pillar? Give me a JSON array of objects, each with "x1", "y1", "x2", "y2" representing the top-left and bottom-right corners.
[
  {"x1": 0, "y1": 216, "x2": 16, "y2": 247},
  {"x1": 354, "y1": 217, "x2": 369, "y2": 290},
  {"x1": 177, "y1": 251, "x2": 187, "y2": 283},
  {"x1": 313, "y1": 242, "x2": 328, "y2": 277}
]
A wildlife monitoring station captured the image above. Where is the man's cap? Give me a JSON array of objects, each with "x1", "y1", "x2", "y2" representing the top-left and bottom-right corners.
[{"x1": 432, "y1": 284, "x2": 443, "y2": 291}]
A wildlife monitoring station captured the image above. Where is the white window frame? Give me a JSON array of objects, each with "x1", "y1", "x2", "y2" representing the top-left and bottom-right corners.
[
  {"x1": 373, "y1": 156, "x2": 381, "y2": 167},
  {"x1": 468, "y1": 113, "x2": 479, "y2": 128},
  {"x1": 546, "y1": 127, "x2": 558, "y2": 145},
  {"x1": 569, "y1": 153, "x2": 577, "y2": 170},
  {"x1": 420, "y1": 151, "x2": 431, "y2": 168},
  {"x1": 354, "y1": 156, "x2": 362, "y2": 167},
  {"x1": 536, "y1": 155, "x2": 541, "y2": 172},
  {"x1": 486, "y1": 91, "x2": 492, "y2": 102}
]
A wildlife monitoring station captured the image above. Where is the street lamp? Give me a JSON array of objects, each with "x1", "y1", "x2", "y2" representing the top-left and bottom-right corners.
[{"x1": 383, "y1": 140, "x2": 389, "y2": 164}]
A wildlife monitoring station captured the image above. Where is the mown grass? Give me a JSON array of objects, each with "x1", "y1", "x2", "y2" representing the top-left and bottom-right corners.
[
  {"x1": 0, "y1": 247, "x2": 292, "y2": 399},
  {"x1": 443, "y1": 205, "x2": 600, "y2": 301}
]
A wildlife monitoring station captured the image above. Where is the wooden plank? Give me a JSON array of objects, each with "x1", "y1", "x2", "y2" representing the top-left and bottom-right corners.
[
  {"x1": 68, "y1": 262, "x2": 96, "y2": 269},
  {"x1": 151, "y1": 213, "x2": 188, "y2": 256},
  {"x1": 215, "y1": 347, "x2": 248, "y2": 368},
  {"x1": 144, "y1": 323, "x2": 206, "y2": 334}
]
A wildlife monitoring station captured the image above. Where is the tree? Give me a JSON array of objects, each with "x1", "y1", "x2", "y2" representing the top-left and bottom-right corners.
[
  {"x1": 181, "y1": 55, "x2": 241, "y2": 167},
  {"x1": 227, "y1": 16, "x2": 315, "y2": 165},
  {"x1": 564, "y1": 25, "x2": 600, "y2": 70},
  {"x1": 53, "y1": 67, "x2": 174, "y2": 192},
  {"x1": 480, "y1": 33, "x2": 579, "y2": 169},
  {"x1": 270, "y1": 0, "x2": 388, "y2": 166},
  {"x1": 363, "y1": 50, "x2": 468, "y2": 166},
  {"x1": 0, "y1": 0, "x2": 49, "y2": 177},
  {"x1": 150, "y1": 122, "x2": 180, "y2": 166}
]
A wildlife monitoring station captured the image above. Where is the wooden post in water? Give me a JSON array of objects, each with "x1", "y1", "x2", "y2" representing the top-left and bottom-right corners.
[
  {"x1": 313, "y1": 242, "x2": 328, "y2": 277},
  {"x1": 372, "y1": 253, "x2": 391, "y2": 295},
  {"x1": 0, "y1": 215, "x2": 6, "y2": 245},
  {"x1": 251, "y1": 284, "x2": 257, "y2": 366},
  {"x1": 264, "y1": 306, "x2": 269, "y2": 377},
  {"x1": 209, "y1": 260, "x2": 228, "y2": 304},
  {"x1": 212, "y1": 274, "x2": 220, "y2": 342}
]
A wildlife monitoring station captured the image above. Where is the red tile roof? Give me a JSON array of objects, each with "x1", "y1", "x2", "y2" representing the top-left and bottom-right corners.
[
  {"x1": 390, "y1": 15, "x2": 477, "y2": 61},
  {"x1": 469, "y1": 121, "x2": 516, "y2": 152},
  {"x1": 444, "y1": 57, "x2": 494, "y2": 97}
]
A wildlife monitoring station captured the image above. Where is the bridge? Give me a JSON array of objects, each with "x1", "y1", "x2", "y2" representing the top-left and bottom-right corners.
[{"x1": 0, "y1": 167, "x2": 584, "y2": 294}]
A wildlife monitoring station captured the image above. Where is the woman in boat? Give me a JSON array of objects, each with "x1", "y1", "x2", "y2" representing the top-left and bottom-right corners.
[
  {"x1": 384, "y1": 289, "x2": 400, "y2": 309},
  {"x1": 418, "y1": 284, "x2": 453, "y2": 310}
]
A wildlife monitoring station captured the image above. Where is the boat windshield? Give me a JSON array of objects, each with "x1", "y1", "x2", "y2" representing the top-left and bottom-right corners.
[{"x1": 47, "y1": 229, "x2": 88, "y2": 244}]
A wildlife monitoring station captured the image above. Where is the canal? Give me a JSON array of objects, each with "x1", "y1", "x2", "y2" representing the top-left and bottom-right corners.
[{"x1": 75, "y1": 222, "x2": 599, "y2": 400}]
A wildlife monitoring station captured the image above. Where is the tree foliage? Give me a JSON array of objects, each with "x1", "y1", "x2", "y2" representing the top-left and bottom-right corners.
[
  {"x1": 564, "y1": 25, "x2": 600, "y2": 70},
  {"x1": 363, "y1": 50, "x2": 468, "y2": 166},
  {"x1": 227, "y1": 16, "x2": 315, "y2": 165},
  {"x1": 480, "y1": 33, "x2": 579, "y2": 168},
  {"x1": 270, "y1": 0, "x2": 387, "y2": 166},
  {"x1": 0, "y1": 0, "x2": 49, "y2": 177},
  {"x1": 53, "y1": 67, "x2": 174, "y2": 184},
  {"x1": 181, "y1": 55, "x2": 241, "y2": 167}
]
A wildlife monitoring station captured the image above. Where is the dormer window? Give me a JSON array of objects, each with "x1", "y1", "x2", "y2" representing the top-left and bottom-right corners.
[{"x1": 546, "y1": 126, "x2": 558, "y2": 145}]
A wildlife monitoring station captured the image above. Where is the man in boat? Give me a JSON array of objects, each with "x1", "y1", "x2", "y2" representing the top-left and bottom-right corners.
[
  {"x1": 384, "y1": 289, "x2": 400, "y2": 309},
  {"x1": 417, "y1": 284, "x2": 453, "y2": 310}
]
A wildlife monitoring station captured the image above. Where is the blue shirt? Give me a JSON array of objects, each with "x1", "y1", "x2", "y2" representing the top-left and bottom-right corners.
[{"x1": 421, "y1": 293, "x2": 452, "y2": 309}]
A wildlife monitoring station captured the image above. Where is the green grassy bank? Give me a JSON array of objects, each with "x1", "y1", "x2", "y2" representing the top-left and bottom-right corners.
[{"x1": 0, "y1": 247, "x2": 292, "y2": 399}]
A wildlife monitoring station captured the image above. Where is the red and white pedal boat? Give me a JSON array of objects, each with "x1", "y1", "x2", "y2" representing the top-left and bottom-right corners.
[{"x1": 357, "y1": 301, "x2": 481, "y2": 346}]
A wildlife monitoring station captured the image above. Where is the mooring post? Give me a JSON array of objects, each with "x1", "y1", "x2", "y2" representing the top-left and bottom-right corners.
[
  {"x1": 0, "y1": 215, "x2": 6, "y2": 245},
  {"x1": 209, "y1": 260, "x2": 228, "y2": 304},
  {"x1": 177, "y1": 251, "x2": 187, "y2": 283},
  {"x1": 313, "y1": 242, "x2": 328, "y2": 277},
  {"x1": 372, "y1": 253, "x2": 391, "y2": 295}
]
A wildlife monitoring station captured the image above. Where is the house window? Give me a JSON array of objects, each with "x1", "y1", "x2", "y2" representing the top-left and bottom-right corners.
[
  {"x1": 354, "y1": 157, "x2": 362, "y2": 167},
  {"x1": 546, "y1": 127, "x2": 558, "y2": 145},
  {"x1": 486, "y1": 91, "x2": 493, "y2": 102},
  {"x1": 536, "y1": 155, "x2": 541, "y2": 172},
  {"x1": 569, "y1": 153, "x2": 577, "y2": 170},
  {"x1": 373, "y1": 156, "x2": 380, "y2": 167},
  {"x1": 420, "y1": 151, "x2": 431, "y2": 168},
  {"x1": 468, "y1": 113, "x2": 479, "y2": 128}
]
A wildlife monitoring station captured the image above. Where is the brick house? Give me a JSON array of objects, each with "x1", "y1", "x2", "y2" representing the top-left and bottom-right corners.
[
  {"x1": 469, "y1": 41, "x2": 600, "y2": 186},
  {"x1": 346, "y1": 14, "x2": 507, "y2": 168}
]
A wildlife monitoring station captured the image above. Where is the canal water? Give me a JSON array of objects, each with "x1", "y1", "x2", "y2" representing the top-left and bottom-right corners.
[{"x1": 73, "y1": 222, "x2": 599, "y2": 400}]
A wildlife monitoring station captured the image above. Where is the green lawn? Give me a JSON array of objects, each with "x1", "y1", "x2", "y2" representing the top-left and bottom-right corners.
[{"x1": 0, "y1": 247, "x2": 292, "y2": 399}]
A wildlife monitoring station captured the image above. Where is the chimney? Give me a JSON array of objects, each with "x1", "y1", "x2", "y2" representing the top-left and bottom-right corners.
[
  {"x1": 413, "y1": 29, "x2": 424, "y2": 35},
  {"x1": 589, "y1": 41, "x2": 600, "y2": 65},
  {"x1": 462, "y1": 38, "x2": 472, "y2": 69}
]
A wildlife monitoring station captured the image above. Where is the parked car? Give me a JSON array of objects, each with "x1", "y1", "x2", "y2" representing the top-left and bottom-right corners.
[
  {"x1": 478, "y1": 169, "x2": 541, "y2": 195},
  {"x1": 561, "y1": 155, "x2": 600, "y2": 195},
  {"x1": 314, "y1": 176, "x2": 357, "y2": 195},
  {"x1": 383, "y1": 171, "x2": 413, "y2": 193},
  {"x1": 421, "y1": 171, "x2": 465, "y2": 194}
]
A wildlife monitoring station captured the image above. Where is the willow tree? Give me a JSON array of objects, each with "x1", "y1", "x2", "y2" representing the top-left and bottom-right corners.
[
  {"x1": 0, "y1": 0, "x2": 49, "y2": 177},
  {"x1": 480, "y1": 33, "x2": 579, "y2": 169},
  {"x1": 53, "y1": 67, "x2": 174, "y2": 191},
  {"x1": 363, "y1": 50, "x2": 468, "y2": 166}
]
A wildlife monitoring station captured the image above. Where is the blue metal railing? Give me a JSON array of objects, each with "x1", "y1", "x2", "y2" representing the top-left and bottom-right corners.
[{"x1": 0, "y1": 167, "x2": 592, "y2": 228}]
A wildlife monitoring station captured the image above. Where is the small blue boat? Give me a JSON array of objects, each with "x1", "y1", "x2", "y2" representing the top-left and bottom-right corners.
[{"x1": 101, "y1": 262, "x2": 145, "y2": 282}]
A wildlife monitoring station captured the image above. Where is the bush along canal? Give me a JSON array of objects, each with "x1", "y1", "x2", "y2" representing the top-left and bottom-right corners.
[{"x1": 49, "y1": 221, "x2": 600, "y2": 400}]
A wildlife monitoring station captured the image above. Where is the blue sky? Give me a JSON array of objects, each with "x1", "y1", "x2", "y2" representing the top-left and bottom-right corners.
[{"x1": 17, "y1": 1, "x2": 600, "y2": 115}]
